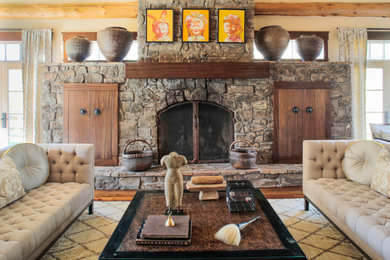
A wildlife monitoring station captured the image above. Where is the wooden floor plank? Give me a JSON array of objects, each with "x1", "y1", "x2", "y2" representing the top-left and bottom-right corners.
[{"x1": 94, "y1": 186, "x2": 303, "y2": 201}]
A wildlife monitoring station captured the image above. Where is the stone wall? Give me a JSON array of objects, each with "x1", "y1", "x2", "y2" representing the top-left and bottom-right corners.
[
  {"x1": 137, "y1": 0, "x2": 254, "y2": 62},
  {"x1": 41, "y1": 61, "x2": 352, "y2": 164}
]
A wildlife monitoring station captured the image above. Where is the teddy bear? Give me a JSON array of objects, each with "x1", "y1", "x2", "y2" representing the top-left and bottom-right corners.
[{"x1": 161, "y1": 152, "x2": 187, "y2": 213}]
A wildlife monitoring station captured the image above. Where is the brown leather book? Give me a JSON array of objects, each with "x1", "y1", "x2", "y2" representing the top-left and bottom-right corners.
[{"x1": 140, "y1": 215, "x2": 190, "y2": 239}]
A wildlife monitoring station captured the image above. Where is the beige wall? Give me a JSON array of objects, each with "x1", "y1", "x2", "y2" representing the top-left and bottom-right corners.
[{"x1": 1, "y1": 0, "x2": 390, "y2": 62}]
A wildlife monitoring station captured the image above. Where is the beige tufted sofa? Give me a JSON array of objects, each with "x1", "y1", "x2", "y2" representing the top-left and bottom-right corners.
[
  {"x1": 0, "y1": 143, "x2": 94, "y2": 260},
  {"x1": 303, "y1": 140, "x2": 390, "y2": 260}
]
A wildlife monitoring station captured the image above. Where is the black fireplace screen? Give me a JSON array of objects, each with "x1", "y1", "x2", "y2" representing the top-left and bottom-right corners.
[{"x1": 158, "y1": 102, "x2": 233, "y2": 163}]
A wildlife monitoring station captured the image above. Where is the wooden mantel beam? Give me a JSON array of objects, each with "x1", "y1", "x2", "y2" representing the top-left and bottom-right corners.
[
  {"x1": 254, "y1": 2, "x2": 390, "y2": 17},
  {"x1": 0, "y1": 2, "x2": 138, "y2": 19}
]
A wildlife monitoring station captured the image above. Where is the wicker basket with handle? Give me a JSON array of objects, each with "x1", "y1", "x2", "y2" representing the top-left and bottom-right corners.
[
  {"x1": 229, "y1": 140, "x2": 257, "y2": 169},
  {"x1": 122, "y1": 139, "x2": 153, "y2": 171}
]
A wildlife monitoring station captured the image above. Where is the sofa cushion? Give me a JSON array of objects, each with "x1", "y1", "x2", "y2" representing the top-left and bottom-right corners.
[
  {"x1": 371, "y1": 148, "x2": 390, "y2": 197},
  {"x1": 0, "y1": 156, "x2": 25, "y2": 209},
  {"x1": 371, "y1": 123, "x2": 390, "y2": 141},
  {"x1": 342, "y1": 140, "x2": 383, "y2": 185},
  {"x1": 2, "y1": 143, "x2": 50, "y2": 191},
  {"x1": 0, "y1": 182, "x2": 92, "y2": 260},
  {"x1": 305, "y1": 178, "x2": 390, "y2": 259}
]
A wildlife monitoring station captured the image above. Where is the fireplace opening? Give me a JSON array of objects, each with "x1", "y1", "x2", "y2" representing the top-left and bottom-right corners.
[{"x1": 158, "y1": 101, "x2": 234, "y2": 163}]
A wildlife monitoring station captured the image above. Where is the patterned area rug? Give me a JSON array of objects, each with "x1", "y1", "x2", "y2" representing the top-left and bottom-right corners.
[{"x1": 42, "y1": 199, "x2": 367, "y2": 260}]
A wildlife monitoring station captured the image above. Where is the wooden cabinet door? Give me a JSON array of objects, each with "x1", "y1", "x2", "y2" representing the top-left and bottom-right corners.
[
  {"x1": 90, "y1": 89, "x2": 118, "y2": 166},
  {"x1": 275, "y1": 88, "x2": 304, "y2": 163},
  {"x1": 303, "y1": 88, "x2": 331, "y2": 141},
  {"x1": 64, "y1": 89, "x2": 90, "y2": 143},
  {"x1": 274, "y1": 82, "x2": 331, "y2": 163},
  {"x1": 64, "y1": 83, "x2": 118, "y2": 166}
]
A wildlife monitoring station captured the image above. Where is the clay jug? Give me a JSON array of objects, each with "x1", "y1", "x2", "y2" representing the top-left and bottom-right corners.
[
  {"x1": 97, "y1": 27, "x2": 133, "y2": 62},
  {"x1": 65, "y1": 36, "x2": 92, "y2": 62},
  {"x1": 296, "y1": 35, "x2": 324, "y2": 61},
  {"x1": 254, "y1": 25, "x2": 290, "y2": 61}
]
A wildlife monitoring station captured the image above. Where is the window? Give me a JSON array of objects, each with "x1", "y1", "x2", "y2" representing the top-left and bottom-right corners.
[
  {"x1": 0, "y1": 31, "x2": 23, "y2": 147},
  {"x1": 62, "y1": 32, "x2": 138, "y2": 62},
  {"x1": 254, "y1": 31, "x2": 329, "y2": 61},
  {"x1": 365, "y1": 39, "x2": 390, "y2": 139}
]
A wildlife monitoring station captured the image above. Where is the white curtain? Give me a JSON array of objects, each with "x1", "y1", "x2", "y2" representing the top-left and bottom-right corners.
[
  {"x1": 337, "y1": 27, "x2": 367, "y2": 139},
  {"x1": 22, "y1": 29, "x2": 52, "y2": 143}
]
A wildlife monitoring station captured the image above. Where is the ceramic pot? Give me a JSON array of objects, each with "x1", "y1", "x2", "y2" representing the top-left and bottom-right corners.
[
  {"x1": 97, "y1": 27, "x2": 133, "y2": 62},
  {"x1": 296, "y1": 35, "x2": 324, "y2": 61},
  {"x1": 65, "y1": 36, "x2": 92, "y2": 62},
  {"x1": 254, "y1": 25, "x2": 290, "y2": 61}
]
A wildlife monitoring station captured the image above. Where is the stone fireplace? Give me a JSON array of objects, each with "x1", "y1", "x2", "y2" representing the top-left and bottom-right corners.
[{"x1": 39, "y1": 0, "x2": 352, "y2": 189}]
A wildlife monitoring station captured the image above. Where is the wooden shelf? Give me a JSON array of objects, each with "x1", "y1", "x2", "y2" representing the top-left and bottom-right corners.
[{"x1": 125, "y1": 62, "x2": 270, "y2": 79}]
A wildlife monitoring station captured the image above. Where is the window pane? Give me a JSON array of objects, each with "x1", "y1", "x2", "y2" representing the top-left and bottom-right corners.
[
  {"x1": 370, "y1": 43, "x2": 384, "y2": 60},
  {"x1": 253, "y1": 43, "x2": 263, "y2": 59},
  {"x1": 281, "y1": 41, "x2": 293, "y2": 59},
  {"x1": 87, "y1": 41, "x2": 101, "y2": 60},
  {"x1": 0, "y1": 44, "x2": 4, "y2": 61},
  {"x1": 8, "y1": 114, "x2": 23, "y2": 129},
  {"x1": 6, "y1": 43, "x2": 20, "y2": 61},
  {"x1": 366, "y1": 91, "x2": 383, "y2": 112},
  {"x1": 8, "y1": 69, "x2": 22, "y2": 91},
  {"x1": 8, "y1": 92, "x2": 23, "y2": 113},
  {"x1": 291, "y1": 40, "x2": 301, "y2": 59},
  {"x1": 385, "y1": 43, "x2": 390, "y2": 60},
  {"x1": 366, "y1": 68, "x2": 383, "y2": 90},
  {"x1": 366, "y1": 112, "x2": 384, "y2": 126},
  {"x1": 124, "y1": 41, "x2": 138, "y2": 61}
]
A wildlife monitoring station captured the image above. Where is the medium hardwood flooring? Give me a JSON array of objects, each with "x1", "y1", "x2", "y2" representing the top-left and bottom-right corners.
[{"x1": 94, "y1": 186, "x2": 303, "y2": 201}]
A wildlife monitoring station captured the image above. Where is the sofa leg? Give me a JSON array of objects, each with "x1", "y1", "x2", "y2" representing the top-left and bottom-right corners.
[
  {"x1": 304, "y1": 198, "x2": 309, "y2": 211},
  {"x1": 88, "y1": 202, "x2": 94, "y2": 215}
]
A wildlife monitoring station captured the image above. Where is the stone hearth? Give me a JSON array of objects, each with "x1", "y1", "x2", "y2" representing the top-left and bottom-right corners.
[{"x1": 94, "y1": 163, "x2": 302, "y2": 190}]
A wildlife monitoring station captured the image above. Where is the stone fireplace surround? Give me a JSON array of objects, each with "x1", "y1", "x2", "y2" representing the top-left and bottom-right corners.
[{"x1": 41, "y1": 61, "x2": 352, "y2": 189}]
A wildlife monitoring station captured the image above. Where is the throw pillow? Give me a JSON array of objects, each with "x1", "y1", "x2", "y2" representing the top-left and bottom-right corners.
[
  {"x1": 0, "y1": 156, "x2": 26, "y2": 209},
  {"x1": 342, "y1": 140, "x2": 383, "y2": 185},
  {"x1": 371, "y1": 148, "x2": 390, "y2": 197},
  {"x1": 2, "y1": 143, "x2": 50, "y2": 191}
]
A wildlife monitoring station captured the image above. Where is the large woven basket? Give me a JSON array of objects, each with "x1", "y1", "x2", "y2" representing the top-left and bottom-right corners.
[
  {"x1": 122, "y1": 139, "x2": 153, "y2": 171},
  {"x1": 229, "y1": 140, "x2": 257, "y2": 169}
]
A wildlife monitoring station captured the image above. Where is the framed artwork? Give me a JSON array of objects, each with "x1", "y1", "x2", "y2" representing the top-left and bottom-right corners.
[
  {"x1": 218, "y1": 9, "x2": 245, "y2": 43},
  {"x1": 146, "y1": 9, "x2": 174, "y2": 42},
  {"x1": 182, "y1": 9, "x2": 210, "y2": 42}
]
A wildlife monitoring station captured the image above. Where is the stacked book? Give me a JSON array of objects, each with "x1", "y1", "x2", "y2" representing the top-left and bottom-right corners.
[{"x1": 137, "y1": 215, "x2": 192, "y2": 246}]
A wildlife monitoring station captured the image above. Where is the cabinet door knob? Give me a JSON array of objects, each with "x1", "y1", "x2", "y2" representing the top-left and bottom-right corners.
[
  {"x1": 94, "y1": 108, "x2": 101, "y2": 115},
  {"x1": 80, "y1": 109, "x2": 87, "y2": 115},
  {"x1": 292, "y1": 107, "x2": 299, "y2": 114},
  {"x1": 306, "y1": 106, "x2": 313, "y2": 114}
]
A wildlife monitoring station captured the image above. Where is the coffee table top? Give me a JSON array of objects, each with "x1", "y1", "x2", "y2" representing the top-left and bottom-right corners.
[{"x1": 99, "y1": 190, "x2": 306, "y2": 259}]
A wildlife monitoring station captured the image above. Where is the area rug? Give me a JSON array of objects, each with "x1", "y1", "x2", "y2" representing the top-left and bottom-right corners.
[{"x1": 42, "y1": 199, "x2": 366, "y2": 260}]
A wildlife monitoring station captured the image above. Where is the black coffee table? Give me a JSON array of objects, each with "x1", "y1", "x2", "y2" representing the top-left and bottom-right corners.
[{"x1": 99, "y1": 190, "x2": 306, "y2": 259}]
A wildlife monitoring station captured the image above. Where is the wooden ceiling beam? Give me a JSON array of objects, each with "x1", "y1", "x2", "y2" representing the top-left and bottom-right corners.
[
  {"x1": 0, "y1": 2, "x2": 138, "y2": 19},
  {"x1": 254, "y1": 2, "x2": 390, "y2": 17}
]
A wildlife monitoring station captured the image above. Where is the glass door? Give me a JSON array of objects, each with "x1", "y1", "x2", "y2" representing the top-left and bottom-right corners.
[{"x1": 0, "y1": 62, "x2": 23, "y2": 147}]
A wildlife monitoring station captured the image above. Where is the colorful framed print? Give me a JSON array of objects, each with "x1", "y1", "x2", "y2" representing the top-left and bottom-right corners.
[
  {"x1": 218, "y1": 9, "x2": 245, "y2": 43},
  {"x1": 182, "y1": 9, "x2": 210, "y2": 42},
  {"x1": 146, "y1": 9, "x2": 174, "y2": 42}
]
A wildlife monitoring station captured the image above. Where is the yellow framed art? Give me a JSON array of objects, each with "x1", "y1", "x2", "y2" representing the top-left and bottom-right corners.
[
  {"x1": 218, "y1": 9, "x2": 245, "y2": 43},
  {"x1": 146, "y1": 9, "x2": 174, "y2": 42},
  {"x1": 182, "y1": 9, "x2": 210, "y2": 42}
]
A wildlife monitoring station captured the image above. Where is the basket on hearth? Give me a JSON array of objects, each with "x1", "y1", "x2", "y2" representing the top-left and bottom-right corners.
[
  {"x1": 229, "y1": 140, "x2": 257, "y2": 169},
  {"x1": 122, "y1": 139, "x2": 153, "y2": 171}
]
